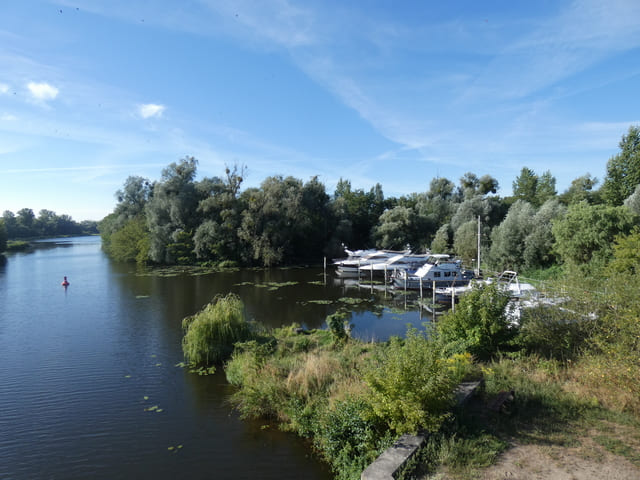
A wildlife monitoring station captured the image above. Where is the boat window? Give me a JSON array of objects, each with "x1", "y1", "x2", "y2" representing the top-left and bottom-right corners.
[
  {"x1": 433, "y1": 272, "x2": 441, "y2": 277},
  {"x1": 444, "y1": 272, "x2": 450, "y2": 277}
]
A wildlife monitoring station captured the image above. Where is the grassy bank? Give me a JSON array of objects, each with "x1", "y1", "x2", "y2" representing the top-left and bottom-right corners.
[
  {"x1": 181, "y1": 276, "x2": 640, "y2": 479},
  {"x1": 182, "y1": 296, "x2": 476, "y2": 479},
  {"x1": 411, "y1": 355, "x2": 640, "y2": 479},
  {"x1": 6, "y1": 240, "x2": 31, "y2": 252}
]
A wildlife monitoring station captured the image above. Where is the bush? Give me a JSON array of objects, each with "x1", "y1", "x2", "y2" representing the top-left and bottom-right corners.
[
  {"x1": 437, "y1": 283, "x2": 513, "y2": 360},
  {"x1": 315, "y1": 398, "x2": 392, "y2": 479},
  {"x1": 363, "y1": 328, "x2": 456, "y2": 434},
  {"x1": 182, "y1": 293, "x2": 254, "y2": 365},
  {"x1": 515, "y1": 305, "x2": 590, "y2": 360},
  {"x1": 326, "y1": 311, "x2": 351, "y2": 344}
]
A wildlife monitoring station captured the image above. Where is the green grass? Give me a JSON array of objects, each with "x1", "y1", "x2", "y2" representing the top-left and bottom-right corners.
[
  {"x1": 6, "y1": 240, "x2": 31, "y2": 252},
  {"x1": 407, "y1": 355, "x2": 640, "y2": 479}
]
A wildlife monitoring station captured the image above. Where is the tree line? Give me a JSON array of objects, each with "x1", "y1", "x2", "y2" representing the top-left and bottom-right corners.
[
  {"x1": 99, "y1": 125, "x2": 640, "y2": 273},
  {"x1": 0, "y1": 209, "x2": 98, "y2": 251}
]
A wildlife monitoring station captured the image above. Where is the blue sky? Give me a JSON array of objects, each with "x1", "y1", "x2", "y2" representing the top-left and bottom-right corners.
[{"x1": 1, "y1": 0, "x2": 639, "y2": 221}]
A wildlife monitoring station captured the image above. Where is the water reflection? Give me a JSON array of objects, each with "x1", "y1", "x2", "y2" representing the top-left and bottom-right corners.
[{"x1": 0, "y1": 236, "x2": 432, "y2": 480}]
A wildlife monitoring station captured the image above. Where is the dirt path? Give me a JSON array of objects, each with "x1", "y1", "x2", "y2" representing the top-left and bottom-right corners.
[{"x1": 480, "y1": 436, "x2": 640, "y2": 480}]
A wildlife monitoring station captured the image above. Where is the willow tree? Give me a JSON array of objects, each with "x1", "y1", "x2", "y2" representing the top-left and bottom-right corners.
[
  {"x1": 487, "y1": 200, "x2": 535, "y2": 272},
  {"x1": 552, "y1": 201, "x2": 636, "y2": 271},
  {"x1": 146, "y1": 157, "x2": 201, "y2": 264},
  {"x1": 193, "y1": 165, "x2": 247, "y2": 264},
  {"x1": 602, "y1": 125, "x2": 640, "y2": 206}
]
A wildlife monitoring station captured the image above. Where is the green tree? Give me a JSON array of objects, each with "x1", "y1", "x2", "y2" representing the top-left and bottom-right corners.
[
  {"x1": 522, "y1": 199, "x2": 566, "y2": 269},
  {"x1": 239, "y1": 176, "x2": 307, "y2": 266},
  {"x1": 108, "y1": 217, "x2": 150, "y2": 263},
  {"x1": 459, "y1": 172, "x2": 479, "y2": 199},
  {"x1": 331, "y1": 179, "x2": 386, "y2": 249},
  {"x1": 559, "y1": 174, "x2": 599, "y2": 205},
  {"x1": 453, "y1": 219, "x2": 478, "y2": 264},
  {"x1": 146, "y1": 157, "x2": 201, "y2": 263},
  {"x1": 15, "y1": 208, "x2": 36, "y2": 237},
  {"x1": 428, "y1": 177, "x2": 456, "y2": 200},
  {"x1": 193, "y1": 165, "x2": 247, "y2": 263},
  {"x1": 603, "y1": 125, "x2": 640, "y2": 205},
  {"x1": 2, "y1": 211, "x2": 17, "y2": 238},
  {"x1": 114, "y1": 175, "x2": 152, "y2": 222},
  {"x1": 36, "y1": 209, "x2": 57, "y2": 236},
  {"x1": 374, "y1": 206, "x2": 415, "y2": 250},
  {"x1": 487, "y1": 200, "x2": 536, "y2": 271},
  {"x1": 0, "y1": 219, "x2": 7, "y2": 252},
  {"x1": 437, "y1": 282, "x2": 513, "y2": 360},
  {"x1": 431, "y1": 224, "x2": 451, "y2": 253},
  {"x1": 182, "y1": 293, "x2": 254, "y2": 365},
  {"x1": 536, "y1": 170, "x2": 557, "y2": 206},
  {"x1": 478, "y1": 174, "x2": 499, "y2": 195},
  {"x1": 623, "y1": 184, "x2": 640, "y2": 216},
  {"x1": 606, "y1": 229, "x2": 640, "y2": 276},
  {"x1": 512, "y1": 167, "x2": 538, "y2": 205},
  {"x1": 298, "y1": 176, "x2": 332, "y2": 258},
  {"x1": 552, "y1": 201, "x2": 636, "y2": 270},
  {"x1": 512, "y1": 167, "x2": 557, "y2": 207}
]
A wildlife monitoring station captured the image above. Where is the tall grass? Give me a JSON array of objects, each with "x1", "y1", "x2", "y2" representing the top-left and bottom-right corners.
[
  {"x1": 181, "y1": 293, "x2": 254, "y2": 365},
  {"x1": 224, "y1": 322, "x2": 472, "y2": 479}
]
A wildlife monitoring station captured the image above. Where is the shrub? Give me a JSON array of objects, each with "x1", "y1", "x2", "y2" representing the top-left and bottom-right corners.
[
  {"x1": 315, "y1": 398, "x2": 392, "y2": 479},
  {"x1": 182, "y1": 293, "x2": 254, "y2": 365},
  {"x1": 437, "y1": 282, "x2": 513, "y2": 360},
  {"x1": 326, "y1": 311, "x2": 352, "y2": 344},
  {"x1": 363, "y1": 328, "x2": 456, "y2": 434},
  {"x1": 515, "y1": 305, "x2": 590, "y2": 361}
]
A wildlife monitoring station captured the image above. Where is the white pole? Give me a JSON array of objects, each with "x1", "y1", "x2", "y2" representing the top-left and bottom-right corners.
[
  {"x1": 324, "y1": 256, "x2": 327, "y2": 285},
  {"x1": 432, "y1": 280, "x2": 436, "y2": 311},
  {"x1": 476, "y1": 215, "x2": 481, "y2": 277}
]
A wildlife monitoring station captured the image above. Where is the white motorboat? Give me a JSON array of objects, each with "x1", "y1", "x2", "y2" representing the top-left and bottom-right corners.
[
  {"x1": 392, "y1": 254, "x2": 474, "y2": 290},
  {"x1": 435, "y1": 270, "x2": 536, "y2": 299},
  {"x1": 357, "y1": 253, "x2": 431, "y2": 279},
  {"x1": 334, "y1": 248, "x2": 409, "y2": 277}
]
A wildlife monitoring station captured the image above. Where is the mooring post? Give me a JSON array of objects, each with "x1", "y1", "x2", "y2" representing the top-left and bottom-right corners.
[
  {"x1": 323, "y1": 256, "x2": 327, "y2": 285},
  {"x1": 432, "y1": 281, "x2": 436, "y2": 312}
]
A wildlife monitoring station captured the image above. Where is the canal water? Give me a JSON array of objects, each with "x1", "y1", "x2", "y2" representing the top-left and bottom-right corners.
[{"x1": 0, "y1": 237, "x2": 428, "y2": 479}]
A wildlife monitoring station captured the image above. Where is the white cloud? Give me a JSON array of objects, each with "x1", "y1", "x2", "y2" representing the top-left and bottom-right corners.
[
  {"x1": 27, "y1": 81, "x2": 59, "y2": 101},
  {"x1": 0, "y1": 83, "x2": 9, "y2": 94},
  {"x1": 139, "y1": 103, "x2": 165, "y2": 118}
]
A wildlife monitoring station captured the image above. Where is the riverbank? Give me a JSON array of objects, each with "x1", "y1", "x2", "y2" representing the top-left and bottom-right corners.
[
  {"x1": 182, "y1": 271, "x2": 640, "y2": 479},
  {"x1": 181, "y1": 295, "x2": 478, "y2": 479}
]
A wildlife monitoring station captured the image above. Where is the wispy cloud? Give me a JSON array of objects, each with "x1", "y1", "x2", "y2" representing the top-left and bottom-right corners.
[
  {"x1": 201, "y1": 0, "x2": 317, "y2": 48},
  {"x1": 27, "y1": 81, "x2": 59, "y2": 101},
  {"x1": 138, "y1": 103, "x2": 165, "y2": 119},
  {"x1": 0, "y1": 83, "x2": 9, "y2": 94},
  {"x1": 0, "y1": 163, "x2": 166, "y2": 174},
  {"x1": 460, "y1": 0, "x2": 640, "y2": 103}
]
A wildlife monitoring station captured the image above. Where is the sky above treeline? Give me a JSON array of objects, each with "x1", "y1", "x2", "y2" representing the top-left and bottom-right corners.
[{"x1": 1, "y1": 0, "x2": 640, "y2": 221}]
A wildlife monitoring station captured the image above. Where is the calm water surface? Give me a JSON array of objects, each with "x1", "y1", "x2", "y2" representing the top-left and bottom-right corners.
[{"x1": 0, "y1": 237, "x2": 427, "y2": 479}]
